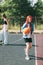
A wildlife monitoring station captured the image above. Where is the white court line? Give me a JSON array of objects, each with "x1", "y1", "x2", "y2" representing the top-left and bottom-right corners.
[{"x1": 34, "y1": 34, "x2": 37, "y2": 65}]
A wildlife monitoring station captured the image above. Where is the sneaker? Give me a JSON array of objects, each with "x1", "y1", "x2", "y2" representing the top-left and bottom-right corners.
[{"x1": 25, "y1": 56, "x2": 30, "y2": 60}]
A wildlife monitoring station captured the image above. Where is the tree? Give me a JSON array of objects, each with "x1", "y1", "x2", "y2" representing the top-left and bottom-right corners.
[
  {"x1": 0, "y1": 0, "x2": 43, "y2": 25},
  {"x1": 34, "y1": 0, "x2": 43, "y2": 17}
]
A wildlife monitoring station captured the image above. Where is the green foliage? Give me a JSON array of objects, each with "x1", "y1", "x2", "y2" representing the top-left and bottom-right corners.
[
  {"x1": 34, "y1": 0, "x2": 43, "y2": 17},
  {"x1": 0, "y1": 0, "x2": 43, "y2": 26}
]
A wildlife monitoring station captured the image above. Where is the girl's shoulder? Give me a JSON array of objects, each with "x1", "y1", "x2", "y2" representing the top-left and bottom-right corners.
[
  {"x1": 23, "y1": 23, "x2": 26, "y2": 25},
  {"x1": 22, "y1": 23, "x2": 26, "y2": 29}
]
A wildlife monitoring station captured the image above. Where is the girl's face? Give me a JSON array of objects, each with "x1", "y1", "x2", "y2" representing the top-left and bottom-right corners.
[
  {"x1": 26, "y1": 18, "x2": 32, "y2": 23},
  {"x1": 28, "y1": 18, "x2": 32, "y2": 22},
  {"x1": 26, "y1": 16, "x2": 32, "y2": 23}
]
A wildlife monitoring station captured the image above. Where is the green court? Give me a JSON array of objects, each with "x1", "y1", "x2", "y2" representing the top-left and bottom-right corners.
[{"x1": 0, "y1": 33, "x2": 35, "y2": 65}]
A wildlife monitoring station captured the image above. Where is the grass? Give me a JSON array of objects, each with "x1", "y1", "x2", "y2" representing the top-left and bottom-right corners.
[
  {"x1": 0, "y1": 24, "x2": 43, "y2": 31},
  {"x1": 9, "y1": 25, "x2": 20, "y2": 30},
  {"x1": 35, "y1": 24, "x2": 43, "y2": 30}
]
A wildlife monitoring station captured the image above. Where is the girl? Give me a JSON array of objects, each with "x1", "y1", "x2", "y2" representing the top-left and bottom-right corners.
[
  {"x1": 0, "y1": 14, "x2": 9, "y2": 45},
  {"x1": 22, "y1": 15, "x2": 34, "y2": 60}
]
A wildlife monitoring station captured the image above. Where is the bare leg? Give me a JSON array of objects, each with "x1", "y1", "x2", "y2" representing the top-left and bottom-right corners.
[
  {"x1": 25, "y1": 43, "x2": 30, "y2": 60},
  {"x1": 29, "y1": 43, "x2": 32, "y2": 49}
]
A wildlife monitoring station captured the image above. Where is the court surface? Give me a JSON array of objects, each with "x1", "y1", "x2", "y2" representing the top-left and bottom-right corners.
[{"x1": 0, "y1": 33, "x2": 43, "y2": 65}]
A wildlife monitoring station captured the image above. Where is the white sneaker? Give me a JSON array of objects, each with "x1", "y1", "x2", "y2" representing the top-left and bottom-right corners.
[{"x1": 25, "y1": 56, "x2": 30, "y2": 60}]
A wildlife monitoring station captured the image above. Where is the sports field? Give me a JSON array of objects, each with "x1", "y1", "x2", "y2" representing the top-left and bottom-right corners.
[{"x1": 0, "y1": 33, "x2": 43, "y2": 65}]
